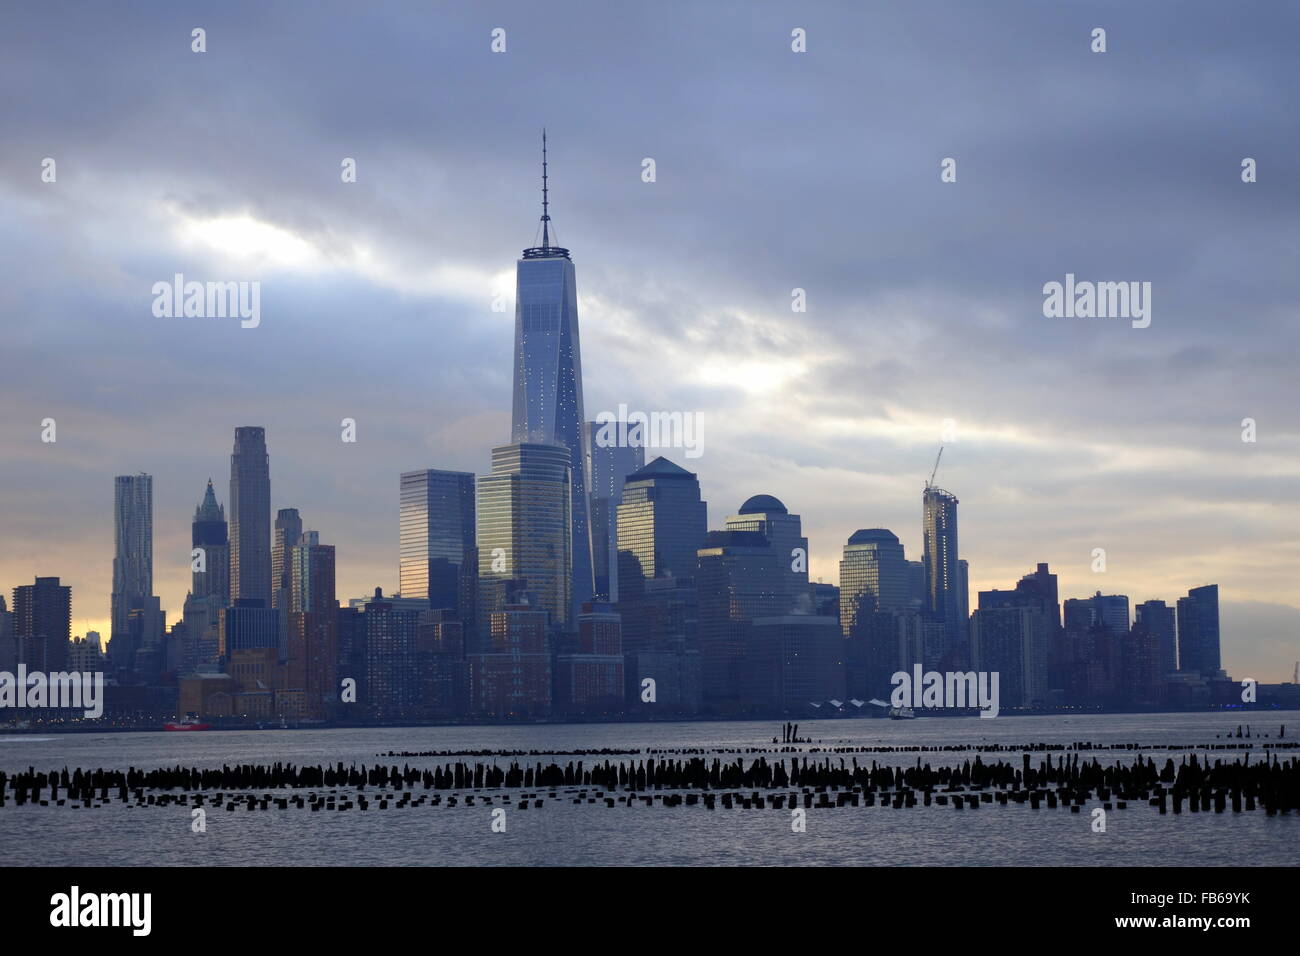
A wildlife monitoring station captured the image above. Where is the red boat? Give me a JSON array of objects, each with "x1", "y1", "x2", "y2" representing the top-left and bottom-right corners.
[{"x1": 164, "y1": 717, "x2": 211, "y2": 731}]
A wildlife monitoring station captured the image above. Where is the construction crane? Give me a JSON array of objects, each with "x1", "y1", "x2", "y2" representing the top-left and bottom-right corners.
[{"x1": 926, "y1": 445, "x2": 944, "y2": 490}]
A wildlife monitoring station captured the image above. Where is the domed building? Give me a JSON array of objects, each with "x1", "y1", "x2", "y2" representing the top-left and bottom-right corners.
[{"x1": 724, "y1": 494, "x2": 809, "y2": 612}]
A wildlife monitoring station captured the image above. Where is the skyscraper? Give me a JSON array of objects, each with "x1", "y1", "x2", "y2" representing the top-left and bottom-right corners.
[
  {"x1": 616, "y1": 457, "x2": 708, "y2": 600},
  {"x1": 838, "y1": 529, "x2": 910, "y2": 633},
  {"x1": 476, "y1": 441, "x2": 572, "y2": 629},
  {"x1": 285, "y1": 531, "x2": 338, "y2": 719},
  {"x1": 510, "y1": 133, "x2": 593, "y2": 621},
  {"x1": 13, "y1": 577, "x2": 71, "y2": 672},
  {"x1": 229, "y1": 426, "x2": 271, "y2": 606},
  {"x1": 922, "y1": 485, "x2": 963, "y2": 657},
  {"x1": 586, "y1": 419, "x2": 644, "y2": 602},
  {"x1": 111, "y1": 473, "x2": 154, "y2": 644},
  {"x1": 725, "y1": 495, "x2": 809, "y2": 611},
  {"x1": 110, "y1": 473, "x2": 162, "y2": 676},
  {"x1": 272, "y1": 507, "x2": 303, "y2": 610},
  {"x1": 191, "y1": 479, "x2": 230, "y2": 602},
  {"x1": 398, "y1": 469, "x2": 476, "y2": 622},
  {"x1": 840, "y1": 530, "x2": 921, "y2": 702},
  {"x1": 1177, "y1": 584, "x2": 1221, "y2": 678},
  {"x1": 1136, "y1": 599, "x2": 1177, "y2": 676}
]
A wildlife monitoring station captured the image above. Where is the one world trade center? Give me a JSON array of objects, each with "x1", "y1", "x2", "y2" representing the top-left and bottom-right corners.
[{"x1": 510, "y1": 131, "x2": 594, "y2": 621}]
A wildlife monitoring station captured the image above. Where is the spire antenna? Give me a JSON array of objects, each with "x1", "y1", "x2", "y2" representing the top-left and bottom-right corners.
[
  {"x1": 541, "y1": 128, "x2": 550, "y2": 250},
  {"x1": 522, "y1": 129, "x2": 570, "y2": 260}
]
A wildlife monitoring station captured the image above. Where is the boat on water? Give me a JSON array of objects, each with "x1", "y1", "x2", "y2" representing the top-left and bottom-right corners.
[
  {"x1": 163, "y1": 716, "x2": 211, "y2": 732},
  {"x1": 888, "y1": 706, "x2": 916, "y2": 720}
]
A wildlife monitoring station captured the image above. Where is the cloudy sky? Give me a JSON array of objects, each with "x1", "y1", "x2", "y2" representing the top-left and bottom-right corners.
[{"x1": 2, "y1": 1, "x2": 1297, "y2": 680}]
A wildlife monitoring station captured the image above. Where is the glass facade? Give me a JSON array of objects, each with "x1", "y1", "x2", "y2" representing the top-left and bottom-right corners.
[
  {"x1": 272, "y1": 507, "x2": 302, "y2": 609},
  {"x1": 615, "y1": 457, "x2": 708, "y2": 598},
  {"x1": 511, "y1": 251, "x2": 593, "y2": 620},
  {"x1": 922, "y1": 486, "x2": 962, "y2": 650},
  {"x1": 476, "y1": 442, "x2": 572, "y2": 628},
  {"x1": 398, "y1": 469, "x2": 476, "y2": 622},
  {"x1": 1177, "y1": 584, "x2": 1220, "y2": 677},
  {"x1": 586, "y1": 420, "x2": 645, "y2": 602},
  {"x1": 838, "y1": 528, "x2": 909, "y2": 638}
]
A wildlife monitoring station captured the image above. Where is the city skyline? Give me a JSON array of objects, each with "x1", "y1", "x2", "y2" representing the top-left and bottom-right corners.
[{"x1": 2, "y1": 2, "x2": 1298, "y2": 681}]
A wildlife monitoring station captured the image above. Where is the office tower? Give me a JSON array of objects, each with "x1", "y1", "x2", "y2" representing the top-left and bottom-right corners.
[
  {"x1": 838, "y1": 529, "x2": 910, "y2": 637},
  {"x1": 616, "y1": 457, "x2": 708, "y2": 600},
  {"x1": 272, "y1": 508, "x2": 303, "y2": 610},
  {"x1": 839, "y1": 529, "x2": 918, "y2": 702},
  {"x1": 586, "y1": 419, "x2": 645, "y2": 602},
  {"x1": 12, "y1": 577, "x2": 71, "y2": 672},
  {"x1": 922, "y1": 485, "x2": 963, "y2": 657},
  {"x1": 744, "y1": 615, "x2": 845, "y2": 714},
  {"x1": 1177, "y1": 584, "x2": 1221, "y2": 678},
  {"x1": 970, "y1": 605, "x2": 1049, "y2": 708},
  {"x1": 191, "y1": 479, "x2": 230, "y2": 602},
  {"x1": 218, "y1": 600, "x2": 279, "y2": 656},
  {"x1": 725, "y1": 495, "x2": 808, "y2": 611},
  {"x1": 469, "y1": 602, "x2": 552, "y2": 717},
  {"x1": 1136, "y1": 599, "x2": 1178, "y2": 676},
  {"x1": 476, "y1": 442, "x2": 572, "y2": 629},
  {"x1": 1061, "y1": 592, "x2": 1128, "y2": 705},
  {"x1": 555, "y1": 602, "x2": 625, "y2": 716},
  {"x1": 110, "y1": 473, "x2": 159, "y2": 673},
  {"x1": 695, "y1": 530, "x2": 785, "y2": 713},
  {"x1": 284, "y1": 532, "x2": 338, "y2": 720},
  {"x1": 229, "y1": 426, "x2": 271, "y2": 606},
  {"x1": 511, "y1": 133, "x2": 593, "y2": 621},
  {"x1": 399, "y1": 469, "x2": 476, "y2": 627}
]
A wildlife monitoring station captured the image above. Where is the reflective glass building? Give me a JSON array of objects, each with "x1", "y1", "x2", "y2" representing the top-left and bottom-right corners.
[
  {"x1": 838, "y1": 528, "x2": 910, "y2": 636},
  {"x1": 399, "y1": 469, "x2": 476, "y2": 623},
  {"x1": 510, "y1": 137, "x2": 593, "y2": 622},
  {"x1": 1177, "y1": 584, "x2": 1220, "y2": 678},
  {"x1": 615, "y1": 457, "x2": 708, "y2": 599},
  {"x1": 476, "y1": 442, "x2": 572, "y2": 629},
  {"x1": 922, "y1": 485, "x2": 963, "y2": 652}
]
